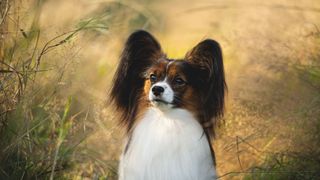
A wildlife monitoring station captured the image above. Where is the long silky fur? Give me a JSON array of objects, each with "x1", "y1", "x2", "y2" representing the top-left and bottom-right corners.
[
  {"x1": 186, "y1": 39, "x2": 227, "y2": 137},
  {"x1": 110, "y1": 30, "x2": 163, "y2": 132}
]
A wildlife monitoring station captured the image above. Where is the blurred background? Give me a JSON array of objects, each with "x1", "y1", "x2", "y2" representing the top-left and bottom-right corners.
[{"x1": 1, "y1": 0, "x2": 320, "y2": 179}]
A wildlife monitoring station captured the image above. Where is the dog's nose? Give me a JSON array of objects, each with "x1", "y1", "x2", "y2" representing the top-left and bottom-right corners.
[{"x1": 152, "y1": 86, "x2": 164, "y2": 96}]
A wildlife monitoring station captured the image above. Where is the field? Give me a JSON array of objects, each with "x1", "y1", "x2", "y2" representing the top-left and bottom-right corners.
[{"x1": 1, "y1": 0, "x2": 320, "y2": 179}]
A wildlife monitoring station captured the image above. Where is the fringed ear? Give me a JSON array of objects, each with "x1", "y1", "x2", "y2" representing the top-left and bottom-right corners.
[
  {"x1": 186, "y1": 39, "x2": 227, "y2": 136},
  {"x1": 110, "y1": 30, "x2": 162, "y2": 131}
]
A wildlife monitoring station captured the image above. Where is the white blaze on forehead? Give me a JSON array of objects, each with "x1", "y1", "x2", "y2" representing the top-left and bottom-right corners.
[{"x1": 165, "y1": 60, "x2": 174, "y2": 72}]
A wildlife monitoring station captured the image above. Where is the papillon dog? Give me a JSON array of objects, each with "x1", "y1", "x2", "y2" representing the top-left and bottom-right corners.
[{"x1": 110, "y1": 30, "x2": 226, "y2": 180}]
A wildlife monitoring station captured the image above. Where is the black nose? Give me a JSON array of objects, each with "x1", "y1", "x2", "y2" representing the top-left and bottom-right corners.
[{"x1": 152, "y1": 86, "x2": 164, "y2": 96}]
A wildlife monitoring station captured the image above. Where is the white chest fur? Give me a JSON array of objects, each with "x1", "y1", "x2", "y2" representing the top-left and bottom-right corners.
[{"x1": 118, "y1": 107, "x2": 216, "y2": 180}]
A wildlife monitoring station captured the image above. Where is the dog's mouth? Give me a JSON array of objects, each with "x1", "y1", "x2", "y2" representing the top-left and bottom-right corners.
[{"x1": 151, "y1": 98, "x2": 171, "y2": 105}]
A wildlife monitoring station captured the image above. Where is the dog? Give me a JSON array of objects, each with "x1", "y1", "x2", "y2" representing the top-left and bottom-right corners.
[{"x1": 110, "y1": 30, "x2": 226, "y2": 180}]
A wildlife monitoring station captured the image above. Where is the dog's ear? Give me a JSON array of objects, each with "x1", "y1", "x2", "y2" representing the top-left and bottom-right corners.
[
  {"x1": 185, "y1": 39, "x2": 227, "y2": 136},
  {"x1": 110, "y1": 30, "x2": 162, "y2": 131}
]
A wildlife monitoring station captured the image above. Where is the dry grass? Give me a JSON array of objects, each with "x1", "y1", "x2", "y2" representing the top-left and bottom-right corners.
[{"x1": 0, "y1": 0, "x2": 320, "y2": 179}]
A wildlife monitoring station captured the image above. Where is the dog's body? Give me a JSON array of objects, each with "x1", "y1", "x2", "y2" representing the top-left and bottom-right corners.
[
  {"x1": 118, "y1": 108, "x2": 215, "y2": 180},
  {"x1": 111, "y1": 30, "x2": 226, "y2": 180}
]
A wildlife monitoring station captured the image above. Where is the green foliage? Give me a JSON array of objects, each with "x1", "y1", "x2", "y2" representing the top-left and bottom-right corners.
[
  {"x1": 1, "y1": 0, "x2": 320, "y2": 179},
  {"x1": 0, "y1": 0, "x2": 159, "y2": 179},
  {"x1": 244, "y1": 153, "x2": 320, "y2": 180},
  {"x1": 242, "y1": 34, "x2": 320, "y2": 180}
]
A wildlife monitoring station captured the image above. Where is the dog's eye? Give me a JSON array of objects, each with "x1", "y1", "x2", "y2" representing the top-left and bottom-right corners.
[
  {"x1": 150, "y1": 74, "x2": 157, "y2": 83},
  {"x1": 174, "y1": 77, "x2": 186, "y2": 85}
]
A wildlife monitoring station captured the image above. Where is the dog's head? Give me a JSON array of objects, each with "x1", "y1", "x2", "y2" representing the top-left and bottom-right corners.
[{"x1": 110, "y1": 30, "x2": 226, "y2": 135}]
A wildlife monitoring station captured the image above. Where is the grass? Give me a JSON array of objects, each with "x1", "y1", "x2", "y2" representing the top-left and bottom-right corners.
[
  {"x1": 0, "y1": 0, "x2": 155, "y2": 179},
  {"x1": 1, "y1": 0, "x2": 320, "y2": 179}
]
